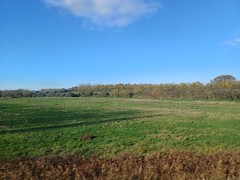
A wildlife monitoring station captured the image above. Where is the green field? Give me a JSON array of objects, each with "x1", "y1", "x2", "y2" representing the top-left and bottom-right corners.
[{"x1": 0, "y1": 97, "x2": 240, "y2": 159}]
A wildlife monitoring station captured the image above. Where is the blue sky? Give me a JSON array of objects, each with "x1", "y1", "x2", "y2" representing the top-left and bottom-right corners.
[{"x1": 0, "y1": 0, "x2": 240, "y2": 90}]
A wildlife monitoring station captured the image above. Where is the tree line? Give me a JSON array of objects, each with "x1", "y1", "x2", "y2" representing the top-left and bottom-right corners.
[{"x1": 1, "y1": 75, "x2": 240, "y2": 100}]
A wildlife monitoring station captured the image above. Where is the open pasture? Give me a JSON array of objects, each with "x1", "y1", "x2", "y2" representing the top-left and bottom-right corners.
[
  {"x1": 1, "y1": 97, "x2": 240, "y2": 179},
  {"x1": 1, "y1": 97, "x2": 240, "y2": 158}
]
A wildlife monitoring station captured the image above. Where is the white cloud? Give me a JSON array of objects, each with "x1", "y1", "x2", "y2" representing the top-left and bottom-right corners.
[
  {"x1": 43, "y1": 0, "x2": 160, "y2": 27},
  {"x1": 224, "y1": 37, "x2": 240, "y2": 47}
]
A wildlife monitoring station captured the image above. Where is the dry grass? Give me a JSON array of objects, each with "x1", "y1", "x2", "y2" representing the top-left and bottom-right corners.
[{"x1": 1, "y1": 152, "x2": 240, "y2": 180}]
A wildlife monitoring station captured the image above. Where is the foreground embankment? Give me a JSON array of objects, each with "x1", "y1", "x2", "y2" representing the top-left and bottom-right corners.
[{"x1": 1, "y1": 152, "x2": 240, "y2": 179}]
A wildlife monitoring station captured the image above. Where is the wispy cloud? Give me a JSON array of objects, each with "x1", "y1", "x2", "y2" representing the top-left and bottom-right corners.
[
  {"x1": 224, "y1": 37, "x2": 240, "y2": 47},
  {"x1": 43, "y1": 0, "x2": 160, "y2": 27}
]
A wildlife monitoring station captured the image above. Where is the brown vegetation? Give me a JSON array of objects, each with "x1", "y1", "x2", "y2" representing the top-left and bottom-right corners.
[
  {"x1": 1, "y1": 75, "x2": 240, "y2": 100},
  {"x1": 1, "y1": 152, "x2": 240, "y2": 179}
]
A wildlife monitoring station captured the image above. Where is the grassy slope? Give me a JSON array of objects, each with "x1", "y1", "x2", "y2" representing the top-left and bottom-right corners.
[{"x1": 0, "y1": 97, "x2": 240, "y2": 158}]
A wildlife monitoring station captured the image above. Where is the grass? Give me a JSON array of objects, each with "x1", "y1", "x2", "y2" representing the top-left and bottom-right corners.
[{"x1": 0, "y1": 97, "x2": 240, "y2": 159}]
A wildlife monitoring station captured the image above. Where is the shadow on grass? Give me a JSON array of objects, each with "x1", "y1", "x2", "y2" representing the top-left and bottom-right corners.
[
  {"x1": 1, "y1": 103, "x2": 139, "y2": 131},
  {"x1": 0, "y1": 114, "x2": 165, "y2": 134}
]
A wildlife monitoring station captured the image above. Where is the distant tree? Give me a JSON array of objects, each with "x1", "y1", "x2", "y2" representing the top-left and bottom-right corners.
[
  {"x1": 213, "y1": 75, "x2": 236, "y2": 83},
  {"x1": 18, "y1": 89, "x2": 33, "y2": 97}
]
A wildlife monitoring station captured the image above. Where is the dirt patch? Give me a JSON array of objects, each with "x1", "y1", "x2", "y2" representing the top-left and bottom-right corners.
[
  {"x1": 1, "y1": 152, "x2": 240, "y2": 179},
  {"x1": 80, "y1": 134, "x2": 96, "y2": 141}
]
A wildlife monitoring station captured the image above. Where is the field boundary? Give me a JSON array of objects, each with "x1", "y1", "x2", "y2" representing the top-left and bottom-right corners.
[{"x1": 1, "y1": 152, "x2": 240, "y2": 179}]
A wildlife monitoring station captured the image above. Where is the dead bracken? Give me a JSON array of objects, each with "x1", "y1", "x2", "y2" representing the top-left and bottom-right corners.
[{"x1": 1, "y1": 152, "x2": 240, "y2": 180}]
